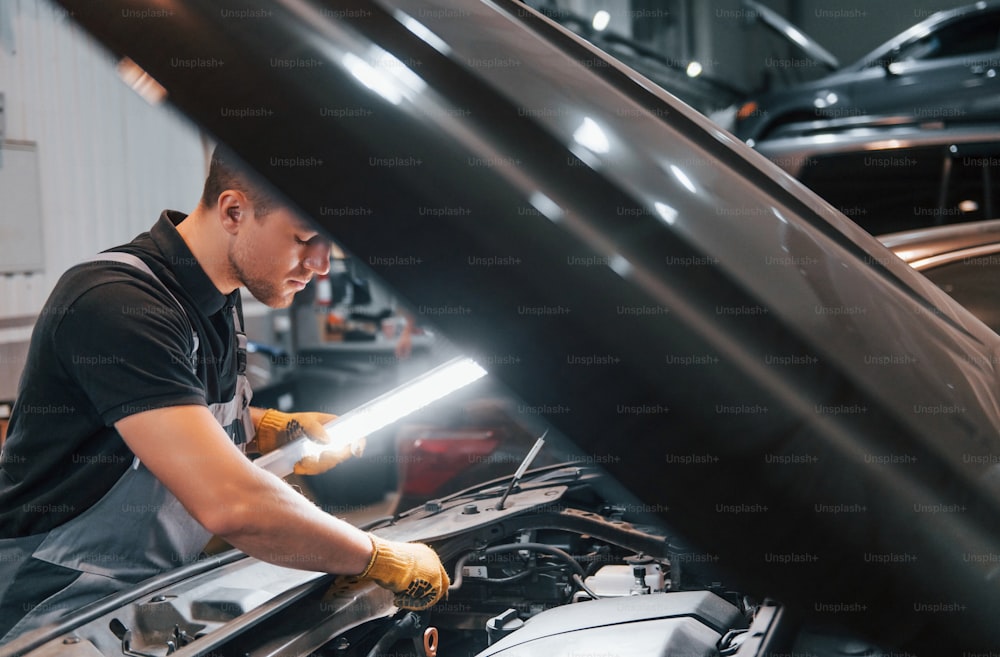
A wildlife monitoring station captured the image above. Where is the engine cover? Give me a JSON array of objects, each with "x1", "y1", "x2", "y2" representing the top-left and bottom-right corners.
[{"x1": 475, "y1": 591, "x2": 743, "y2": 657}]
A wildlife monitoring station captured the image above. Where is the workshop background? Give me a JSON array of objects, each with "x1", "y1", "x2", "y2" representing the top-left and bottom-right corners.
[{"x1": 0, "y1": 0, "x2": 978, "y2": 431}]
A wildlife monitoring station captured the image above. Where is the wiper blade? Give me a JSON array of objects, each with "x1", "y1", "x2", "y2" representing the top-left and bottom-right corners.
[
  {"x1": 407, "y1": 462, "x2": 584, "y2": 518},
  {"x1": 496, "y1": 430, "x2": 547, "y2": 510}
]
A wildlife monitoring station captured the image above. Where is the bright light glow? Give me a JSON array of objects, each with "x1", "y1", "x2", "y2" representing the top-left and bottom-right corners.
[
  {"x1": 592, "y1": 10, "x2": 611, "y2": 31},
  {"x1": 959, "y1": 200, "x2": 979, "y2": 213},
  {"x1": 670, "y1": 164, "x2": 696, "y2": 194},
  {"x1": 395, "y1": 11, "x2": 451, "y2": 54},
  {"x1": 813, "y1": 92, "x2": 838, "y2": 109},
  {"x1": 866, "y1": 139, "x2": 903, "y2": 150},
  {"x1": 686, "y1": 61, "x2": 703, "y2": 78},
  {"x1": 608, "y1": 254, "x2": 632, "y2": 277},
  {"x1": 343, "y1": 52, "x2": 404, "y2": 105},
  {"x1": 319, "y1": 357, "x2": 486, "y2": 450},
  {"x1": 654, "y1": 201, "x2": 678, "y2": 224},
  {"x1": 530, "y1": 191, "x2": 564, "y2": 222},
  {"x1": 255, "y1": 357, "x2": 488, "y2": 477},
  {"x1": 787, "y1": 26, "x2": 810, "y2": 49},
  {"x1": 573, "y1": 117, "x2": 610, "y2": 154}
]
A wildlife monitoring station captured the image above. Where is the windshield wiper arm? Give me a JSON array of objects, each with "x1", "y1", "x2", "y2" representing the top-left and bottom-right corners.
[{"x1": 496, "y1": 430, "x2": 547, "y2": 510}]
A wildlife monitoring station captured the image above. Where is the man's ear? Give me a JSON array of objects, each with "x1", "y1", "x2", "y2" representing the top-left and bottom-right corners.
[{"x1": 219, "y1": 190, "x2": 247, "y2": 235}]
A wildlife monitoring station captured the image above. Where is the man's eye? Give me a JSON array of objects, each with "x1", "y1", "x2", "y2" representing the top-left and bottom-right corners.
[{"x1": 295, "y1": 235, "x2": 312, "y2": 245}]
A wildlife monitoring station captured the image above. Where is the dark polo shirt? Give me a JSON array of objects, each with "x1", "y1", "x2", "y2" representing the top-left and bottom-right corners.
[{"x1": 0, "y1": 211, "x2": 244, "y2": 537}]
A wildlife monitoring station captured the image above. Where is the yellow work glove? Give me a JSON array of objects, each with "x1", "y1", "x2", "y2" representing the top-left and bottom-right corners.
[
  {"x1": 356, "y1": 534, "x2": 450, "y2": 610},
  {"x1": 254, "y1": 409, "x2": 365, "y2": 475}
]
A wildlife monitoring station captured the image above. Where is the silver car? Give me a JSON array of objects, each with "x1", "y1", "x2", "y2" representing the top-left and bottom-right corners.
[{"x1": 735, "y1": 1, "x2": 1000, "y2": 142}]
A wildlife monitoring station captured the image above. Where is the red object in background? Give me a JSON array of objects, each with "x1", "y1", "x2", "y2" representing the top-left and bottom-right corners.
[
  {"x1": 396, "y1": 428, "x2": 500, "y2": 499},
  {"x1": 391, "y1": 398, "x2": 560, "y2": 512},
  {"x1": 315, "y1": 273, "x2": 332, "y2": 308},
  {"x1": 0, "y1": 401, "x2": 11, "y2": 448}
]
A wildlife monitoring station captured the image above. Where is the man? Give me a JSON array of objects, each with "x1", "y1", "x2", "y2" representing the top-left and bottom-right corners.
[{"x1": 0, "y1": 147, "x2": 448, "y2": 642}]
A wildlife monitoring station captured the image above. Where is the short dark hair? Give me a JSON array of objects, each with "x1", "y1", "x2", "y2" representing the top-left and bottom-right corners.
[{"x1": 200, "y1": 145, "x2": 278, "y2": 216}]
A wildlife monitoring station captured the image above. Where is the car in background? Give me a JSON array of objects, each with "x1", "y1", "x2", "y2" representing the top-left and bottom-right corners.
[
  {"x1": 518, "y1": 0, "x2": 743, "y2": 117},
  {"x1": 10, "y1": 0, "x2": 1000, "y2": 655},
  {"x1": 881, "y1": 219, "x2": 1000, "y2": 334},
  {"x1": 754, "y1": 123, "x2": 1000, "y2": 235},
  {"x1": 734, "y1": 1, "x2": 1000, "y2": 143}
]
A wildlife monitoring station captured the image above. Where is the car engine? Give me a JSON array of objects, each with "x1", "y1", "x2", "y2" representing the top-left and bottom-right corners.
[
  {"x1": 319, "y1": 466, "x2": 881, "y2": 657},
  {"x1": 8, "y1": 466, "x2": 883, "y2": 657},
  {"x1": 323, "y1": 466, "x2": 758, "y2": 657},
  {"x1": 434, "y1": 531, "x2": 746, "y2": 657}
]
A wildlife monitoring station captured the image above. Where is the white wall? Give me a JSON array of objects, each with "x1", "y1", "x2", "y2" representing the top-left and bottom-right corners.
[
  {"x1": 0, "y1": 0, "x2": 206, "y2": 397},
  {"x1": 0, "y1": 0, "x2": 206, "y2": 320}
]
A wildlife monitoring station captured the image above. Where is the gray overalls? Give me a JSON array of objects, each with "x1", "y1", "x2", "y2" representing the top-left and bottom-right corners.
[{"x1": 0, "y1": 253, "x2": 255, "y2": 641}]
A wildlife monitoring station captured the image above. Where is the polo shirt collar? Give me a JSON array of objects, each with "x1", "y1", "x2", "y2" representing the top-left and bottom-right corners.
[{"x1": 150, "y1": 210, "x2": 237, "y2": 316}]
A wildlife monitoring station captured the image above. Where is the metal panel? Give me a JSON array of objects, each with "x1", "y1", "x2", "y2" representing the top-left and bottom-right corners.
[
  {"x1": 0, "y1": 0, "x2": 204, "y2": 321},
  {"x1": 0, "y1": 141, "x2": 44, "y2": 272}
]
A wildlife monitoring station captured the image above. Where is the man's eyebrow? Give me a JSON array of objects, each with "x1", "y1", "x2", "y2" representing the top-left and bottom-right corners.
[
  {"x1": 292, "y1": 218, "x2": 318, "y2": 233},
  {"x1": 294, "y1": 221, "x2": 331, "y2": 246}
]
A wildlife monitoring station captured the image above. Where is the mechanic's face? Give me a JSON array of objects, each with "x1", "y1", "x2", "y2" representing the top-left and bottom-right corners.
[{"x1": 229, "y1": 206, "x2": 331, "y2": 308}]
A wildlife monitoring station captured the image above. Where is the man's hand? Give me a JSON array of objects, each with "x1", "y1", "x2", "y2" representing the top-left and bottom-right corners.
[
  {"x1": 294, "y1": 438, "x2": 365, "y2": 476},
  {"x1": 254, "y1": 409, "x2": 364, "y2": 475},
  {"x1": 343, "y1": 534, "x2": 449, "y2": 610}
]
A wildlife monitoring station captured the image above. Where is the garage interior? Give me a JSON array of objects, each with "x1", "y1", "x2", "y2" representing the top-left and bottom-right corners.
[
  {"x1": 1, "y1": 1, "x2": 999, "y2": 654},
  {"x1": 0, "y1": 0, "x2": 975, "y2": 433}
]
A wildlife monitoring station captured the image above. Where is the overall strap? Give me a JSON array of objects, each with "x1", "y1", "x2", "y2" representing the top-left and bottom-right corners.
[
  {"x1": 80, "y1": 252, "x2": 201, "y2": 372},
  {"x1": 80, "y1": 252, "x2": 184, "y2": 311},
  {"x1": 82, "y1": 252, "x2": 248, "y2": 375},
  {"x1": 80, "y1": 252, "x2": 254, "y2": 444}
]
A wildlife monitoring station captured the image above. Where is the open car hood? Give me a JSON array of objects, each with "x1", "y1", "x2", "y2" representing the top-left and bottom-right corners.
[
  {"x1": 742, "y1": 0, "x2": 840, "y2": 70},
  {"x1": 37, "y1": 0, "x2": 1000, "y2": 652}
]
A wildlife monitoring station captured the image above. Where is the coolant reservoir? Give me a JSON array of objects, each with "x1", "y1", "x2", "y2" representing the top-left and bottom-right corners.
[{"x1": 583, "y1": 563, "x2": 665, "y2": 597}]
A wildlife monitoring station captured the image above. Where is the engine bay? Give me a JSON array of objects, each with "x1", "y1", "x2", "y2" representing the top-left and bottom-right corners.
[
  {"x1": 14, "y1": 466, "x2": 889, "y2": 657},
  {"x1": 321, "y1": 466, "x2": 891, "y2": 657},
  {"x1": 318, "y1": 465, "x2": 756, "y2": 657},
  {"x1": 429, "y1": 528, "x2": 748, "y2": 657}
]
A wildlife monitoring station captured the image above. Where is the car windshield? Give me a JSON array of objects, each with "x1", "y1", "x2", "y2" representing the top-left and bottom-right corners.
[
  {"x1": 516, "y1": 0, "x2": 742, "y2": 114},
  {"x1": 893, "y1": 12, "x2": 1000, "y2": 62}
]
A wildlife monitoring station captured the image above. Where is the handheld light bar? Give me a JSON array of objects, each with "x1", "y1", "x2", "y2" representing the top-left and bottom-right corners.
[{"x1": 254, "y1": 356, "x2": 488, "y2": 478}]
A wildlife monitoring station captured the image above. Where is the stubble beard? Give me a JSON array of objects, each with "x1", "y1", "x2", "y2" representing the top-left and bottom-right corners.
[{"x1": 228, "y1": 242, "x2": 293, "y2": 308}]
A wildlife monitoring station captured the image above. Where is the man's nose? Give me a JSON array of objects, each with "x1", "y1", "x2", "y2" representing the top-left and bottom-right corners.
[{"x1": 303, "y1": 241, "x2": 332, "y2": 275}]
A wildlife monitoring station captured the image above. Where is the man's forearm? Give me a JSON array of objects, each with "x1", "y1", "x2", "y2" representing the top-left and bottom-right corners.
[
  {"x1": 115, "y1": 404, "x2": 446, "y2": 609},
  {"x1": 117, "y1": 405, "x2": 370, "y2": 575},
  {"x1": 222, "y1": 468, "x2": 449, "y2": 611},
  {"x1": 215, "y1": 466, "x2": 374, "y2": 575}
]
